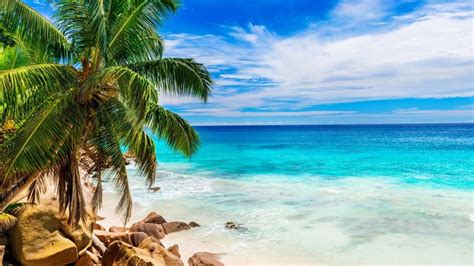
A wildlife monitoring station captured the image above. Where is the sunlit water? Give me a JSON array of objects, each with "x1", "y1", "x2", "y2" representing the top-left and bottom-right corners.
[{"x1": 102, "y1": 124, "x2": 474, "y2": 265}]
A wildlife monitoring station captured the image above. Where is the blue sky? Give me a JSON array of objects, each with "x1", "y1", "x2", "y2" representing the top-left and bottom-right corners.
[{"x1": 29, "y1": 0, "x2": 474, "y2": 125}]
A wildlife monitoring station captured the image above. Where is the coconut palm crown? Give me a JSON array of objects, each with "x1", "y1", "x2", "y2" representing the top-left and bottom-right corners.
[{"x1": 0, "y1": 0, "x2": 212, "y2": 225}]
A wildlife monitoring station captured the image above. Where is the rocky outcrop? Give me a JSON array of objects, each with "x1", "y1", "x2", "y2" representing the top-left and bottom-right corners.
[
  {"x1": 94, "y1": 230, "x2": 148, "y2": 247},
  {"x1": 109, "y1": 226, "x2": 129, "y2": 233},
  {"x1": 75, "y1": 250, "x2": 100, "y2": 266},
  {"x1": 188, "y1": 252, "x2": 224, "y2": 266},
  {"x1": 9, "y1": 201, "x2": 92, "y2": 266},
  {"x1": 102, "y1": 238, "x2": 185, "y2": 266},
  {"x1": 139, "y1": 237, "x2": 183, "y2": 266},
  {"x1": 167, "y1": 244, "x2": 180, "y2": 258},
  {"x1": 139, "y1": 212, "x2": 167, "y2": 224},
  {"x1": 162, "y1": 221, "x2": 191, "y2": 235},
  {"x1": 102, "y1": 241, "x2": 165, "y2": 266},
  {"x1": 93, "y1": 223, "x2": 106, "y2": 231},
  {"x1": 130, "y1": 222, "x2": 166, "y2": 240}
]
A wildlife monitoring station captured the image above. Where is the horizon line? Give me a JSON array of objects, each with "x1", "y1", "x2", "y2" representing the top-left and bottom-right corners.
[{"x1": 191, "y1": 121, "x2": 474, "y2": 127}]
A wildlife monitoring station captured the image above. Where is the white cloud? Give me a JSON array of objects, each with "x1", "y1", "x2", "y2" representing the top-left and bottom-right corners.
[
  {"x1": 330, "y1": 0, "x2": 391, "y2": 23},
  {"x1": 161, "y1": 1, "x2": 474, "y2": 120}
]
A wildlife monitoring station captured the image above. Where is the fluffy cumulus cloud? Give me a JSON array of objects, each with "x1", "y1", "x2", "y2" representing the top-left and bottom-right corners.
[{"x1": 161, "y1": 0, "x2": 473, "y2": 124}]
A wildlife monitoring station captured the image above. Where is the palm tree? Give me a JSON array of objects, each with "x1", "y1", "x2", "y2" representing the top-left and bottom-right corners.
[{"x1": 0, "y1": 0, "x2": 212, "y2": 225}]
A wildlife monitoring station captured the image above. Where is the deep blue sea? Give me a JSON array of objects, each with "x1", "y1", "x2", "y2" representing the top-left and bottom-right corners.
[{"x1": 103, "y1": 124, "x2": 474, "y2": 264}]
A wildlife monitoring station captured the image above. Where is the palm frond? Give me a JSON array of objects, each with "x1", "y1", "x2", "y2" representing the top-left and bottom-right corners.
[
  {"x1": 91, "y1": 167, "x2": 103, "y2": 214},
  {"x1": 27, "y1": 172, "x2": 47, "y2": 204},
  {"x1": 90, "y1": 0, "x2": 109, "y2": 67},
  {"x1": 3, "y1": 201, "x2": 33, "y2": 216},
  {"x1": 0, "y1": 45, "x2": 32, "y2": 70},
  {"x1": 146, "y1": 104, "x2": 200, "y2": 157},
  {"x1": 94, "y1": 66, "x2": 158, "y2": 118},
  {"x1": 1, "y1": 92, "x2": 85, "y2": 184},
  {"x1": 0, "y1": 63, "x2": 77, "y2": 118},
  {"x1": 128, "y1": 58, "x2": 212, "y2": 101},
  {"x1": 1, "y1": 0, "x2": 70, "y2": 60},
  {"x1": 55, "y1": 143, "x2": 86, "y2": 225},
  {"x1": 107, "y1": 0, "x2": 176, "y2": 64},
  {"x1": 0, "y1": 212, "x2": 17, "y2": 232},
  {"x1": 125, "y1": 129, "x2": 156, "y2": 187},
  {"x1": 91, "y1": 98, "x2": 133, "y2": 223}
]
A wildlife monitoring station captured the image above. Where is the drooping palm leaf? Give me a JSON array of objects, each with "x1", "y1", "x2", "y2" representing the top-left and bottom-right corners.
[
  {"x1": 147, "y1": 104, "x2": 200, "y2": 157},
  {"x1": 1, "y1": 92, "x2": 85, "y2": 184}
]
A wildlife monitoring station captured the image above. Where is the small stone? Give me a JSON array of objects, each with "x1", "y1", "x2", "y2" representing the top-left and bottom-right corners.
[
  {"x1": 189, "y1": 221, "x2": 201, "y2": 228},
  {"x1": 225, "y1": 221, "x2": 247, "y2": 231},
  {"x1": 148, "y1": 186, "x2": 161, "y2": 192},
  {"x1": 188, "y1": 252, "x2": 224, "y2": 266}
]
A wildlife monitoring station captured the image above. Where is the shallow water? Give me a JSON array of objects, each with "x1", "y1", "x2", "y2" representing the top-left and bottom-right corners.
[{"x1": 103, "y1": 124, "x2": 474, "y2": 265}]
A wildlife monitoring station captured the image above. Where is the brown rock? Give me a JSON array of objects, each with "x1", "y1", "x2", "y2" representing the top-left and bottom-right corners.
[
  {"x1": 188, "y1": 252, "x2": 224, "y2": 266},
  {"x1": 189, "y1": 221, "x2": 201, "y2": 228},
  {"x1": 225, "y1": 221, "x2": 247, "y2": 231},
  {"x1": 94, "y1": 230, "x2": 148, "y2": 247},
  {"x1": 10, "y1": 201, "x2": 93, "y2": 265},
  {"x1": 89, "y1": 246, "x2": 102, "y2": 258},
  {"x1": 93, "y1": 223, "x2": 105, "y2": 231},
  {"x1": 167, "y1": 244, "x2": 180, "y2": 258},
  {"x1": 162, "y1": 221, "x2": 191, "y2": 235},
  {"x1": 139, "y1": 212, "x2": 167, "y2": 224},
  {"x1": 129, "y1": 223, "x2": 166, "y2": 240},
  {"x1": 139, "y1": 237, "x2": 183, "y2": 266},
  {"x1": 148, "y1": 186, "x2": 161, "y2": 192},
  {"x1": 109, "y1": 226, "x2": 129, "y2": 233},
  {"x1": 95, "y1": 215, "x2": 105, "y2": 221},
  {"x1": 75, "y1": 250, "x2": 100, "y2": 266},
  {"x1": 102, "y1": 241, "x2": 165, "y2": 266}
]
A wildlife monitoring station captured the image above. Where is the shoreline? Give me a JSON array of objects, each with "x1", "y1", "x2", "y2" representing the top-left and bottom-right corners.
[{"x1": 95, "y1": 164, "x2": 474, "y2": 265}]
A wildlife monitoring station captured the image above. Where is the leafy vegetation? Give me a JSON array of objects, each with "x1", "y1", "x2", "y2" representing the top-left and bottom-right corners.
[{"x1": 0, "y1": 0, "x2": 212, "y2": 225}]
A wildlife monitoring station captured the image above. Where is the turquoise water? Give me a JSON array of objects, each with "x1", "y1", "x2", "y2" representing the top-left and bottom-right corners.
[
  {"x1": 154, "y1": 124, "x2": 474, "y2": 190},
  {"x1": 104, "y1": 124, "x2": 474, "y2": 264}
]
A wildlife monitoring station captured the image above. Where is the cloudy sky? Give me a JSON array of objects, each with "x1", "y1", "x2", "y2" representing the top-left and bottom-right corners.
[{"x1": 29, "y1": 0, "x2": 473, "y2": 125}]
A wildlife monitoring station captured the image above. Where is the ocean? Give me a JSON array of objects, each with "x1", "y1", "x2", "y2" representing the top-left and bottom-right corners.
[{"x1": 103, "y1": 124, "x2": 474, "y2": 264}]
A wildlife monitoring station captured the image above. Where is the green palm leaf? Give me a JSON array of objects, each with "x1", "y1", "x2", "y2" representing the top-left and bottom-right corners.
[
  {"x1": 1, "y1": 0, "x2": 211, "y2": 226},
  {"x1": 1, "y1": 0, "x2": 70, "y2": 60},
  {"x1": 128, "y1": 58, "x2": 212, "y2": 101},
  {"x1": 1, "y1": 92, "x2": 85, "y2": 184},
  {"x1": 0, "y1": 63, "x2": 77, "y2": 116},
  {"x1": 147, "y1": 104, "x2": 200, "y2": 157}
]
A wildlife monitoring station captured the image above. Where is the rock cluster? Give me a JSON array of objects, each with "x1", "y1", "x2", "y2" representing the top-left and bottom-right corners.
[{"x1": 6, "y1": 202, "x2": 224, "y2": 265}]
